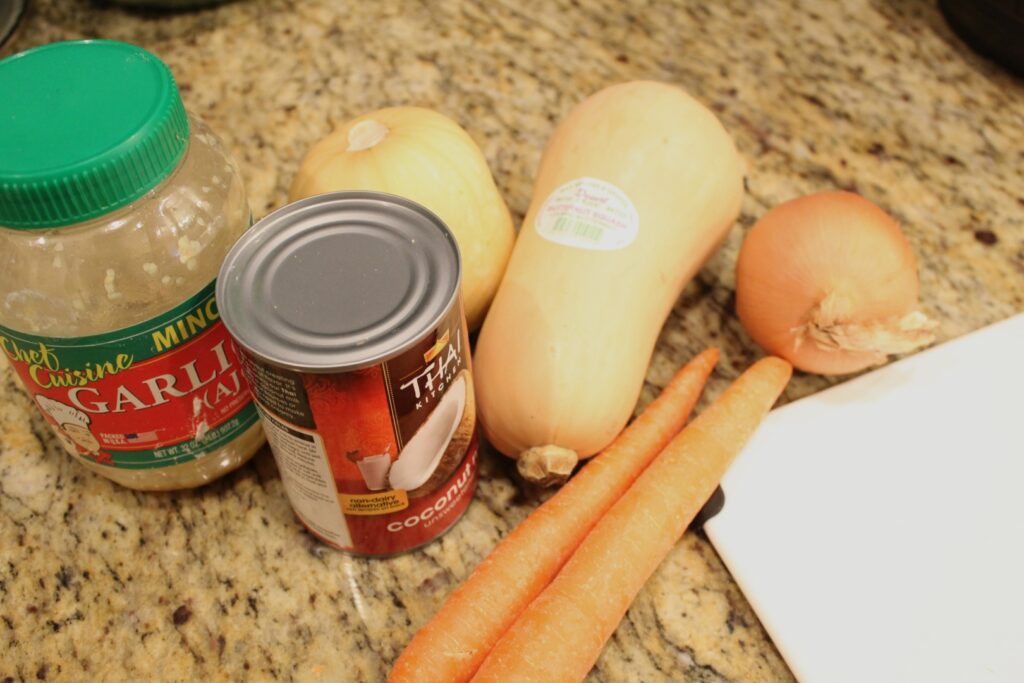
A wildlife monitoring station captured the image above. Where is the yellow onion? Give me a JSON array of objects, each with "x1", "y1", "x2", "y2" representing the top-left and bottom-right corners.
[{"x1": 736, "y1": 191, "x2": 936, "y2": 375}]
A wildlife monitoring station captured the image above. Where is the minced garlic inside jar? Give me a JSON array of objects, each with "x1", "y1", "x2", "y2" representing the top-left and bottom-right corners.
[{"x1": 0, "y1": 40, "x2": 263, "y2": 490}]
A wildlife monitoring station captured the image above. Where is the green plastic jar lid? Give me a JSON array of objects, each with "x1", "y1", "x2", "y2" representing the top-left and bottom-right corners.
[{"x1": 0, "y1": 39, "x2": 189, "y2": 229}]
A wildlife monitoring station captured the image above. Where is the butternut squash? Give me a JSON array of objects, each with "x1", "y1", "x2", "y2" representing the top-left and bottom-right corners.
[
  {"x1": 289, "y1": 107, "x2": 514, "y2": 330},
  {"x1": 473, "y1": 81, "x2": 745, "y2": 484}
]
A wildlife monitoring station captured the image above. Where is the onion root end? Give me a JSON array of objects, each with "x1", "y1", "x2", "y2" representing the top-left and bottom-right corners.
[{"x1": 794, "y1": 292, "x2": 938, "y2": 364}]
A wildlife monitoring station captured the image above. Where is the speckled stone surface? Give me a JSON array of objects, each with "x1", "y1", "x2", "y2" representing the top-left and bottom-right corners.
[{"x1": 2, "y1": 0, "x2": 1022, "y2": 681}]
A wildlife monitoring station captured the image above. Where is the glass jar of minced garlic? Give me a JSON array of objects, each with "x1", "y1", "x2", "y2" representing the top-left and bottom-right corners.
[{"x1": 0, "y1": 40, "x2": 263, "y2": 490}]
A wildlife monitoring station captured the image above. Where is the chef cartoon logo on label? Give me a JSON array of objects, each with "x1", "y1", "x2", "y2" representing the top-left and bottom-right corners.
[{"x1": 34, "y1": 395, "x2": 104, "y2": 460}]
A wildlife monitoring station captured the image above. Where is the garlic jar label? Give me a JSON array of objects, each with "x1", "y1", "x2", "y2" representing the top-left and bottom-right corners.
[
  {"x1": 238, "y1": 301, "x2": 478, "y2": 556},
  {"x1": 535, "y1": 176, "x2": 640, "y2": 251},
  {"x1": 0, "y1": 280, "x2": 258, "y2": 469}
]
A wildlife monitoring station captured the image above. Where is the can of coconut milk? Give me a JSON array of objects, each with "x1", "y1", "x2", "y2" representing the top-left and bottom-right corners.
[{"x1": 216, "y1": 192, "x2": 477, "y2": 556}]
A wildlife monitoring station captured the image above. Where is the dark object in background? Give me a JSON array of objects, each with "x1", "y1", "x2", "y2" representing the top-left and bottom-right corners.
[
  {"x1": 108, "y1": 0, "x2": 227, "y2": 8},
  {"x1": 940, "y1": 0, "x2": 1024, "y2": 77},
  {"x1": 0, "y1": 0, "x2": 26, "y2": 47}
]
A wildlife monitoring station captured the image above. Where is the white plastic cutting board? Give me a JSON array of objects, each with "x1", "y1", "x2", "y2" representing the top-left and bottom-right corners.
[{"x1": 704, "y1": 314, "x2": 1024, "y2": 683}]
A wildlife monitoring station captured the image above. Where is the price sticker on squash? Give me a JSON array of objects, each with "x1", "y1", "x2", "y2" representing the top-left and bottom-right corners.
[{"x1": 535, "y1": 177, "x2": 640, "y2": 251}]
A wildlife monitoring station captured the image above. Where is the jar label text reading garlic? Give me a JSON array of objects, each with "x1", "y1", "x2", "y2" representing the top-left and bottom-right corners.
[{"x1": 0, "y1": 280, "x2": 258, "y2": 469}]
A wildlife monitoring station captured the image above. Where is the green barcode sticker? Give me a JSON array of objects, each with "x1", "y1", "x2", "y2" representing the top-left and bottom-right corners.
[
  {"x1": 535, "y1": 177, "x2": 639, "y2": 251},
  {"x1": 548, "y1": 216, "x2": 605, "y2": 244}
]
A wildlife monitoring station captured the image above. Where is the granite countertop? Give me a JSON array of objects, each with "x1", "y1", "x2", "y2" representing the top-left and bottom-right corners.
[{"x1": 2, "y1": 1, "x2": 1022, "y2": 681}]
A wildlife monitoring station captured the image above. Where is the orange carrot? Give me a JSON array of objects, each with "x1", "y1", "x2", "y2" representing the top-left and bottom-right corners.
[
  {"x1": 471, "y1": 357, "x2": 792, "y2": 683},
  {"x1": 388, "y1": 349, "x2": 720, "y2": 683}
]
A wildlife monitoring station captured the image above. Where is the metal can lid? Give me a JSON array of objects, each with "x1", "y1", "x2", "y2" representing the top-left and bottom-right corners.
[{"x1": 216, "y1": 192, "x2": 461, "y2": 372}]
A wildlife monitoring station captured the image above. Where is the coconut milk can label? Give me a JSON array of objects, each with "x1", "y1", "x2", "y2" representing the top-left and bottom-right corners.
[
  {"x1": 0, "y1": 281, "x2": 258, "y2": 469},
  {"x1": 382, "y1": 303, "x2": 474, "y2": 498},
  {"x1": 535, "y1": 176, "x2": 640, "y2": 251},
  {"x1": 237, "y1": 302, "x2": 478, "y2": 555}
]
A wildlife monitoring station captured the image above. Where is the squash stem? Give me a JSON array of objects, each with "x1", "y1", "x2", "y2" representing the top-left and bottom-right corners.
[
  {"x1": 347, "y1": 119, "x2": 389, "y2": 151},
  {"x1": 517, "y1": 445, "x2": 578, "y2": 487}
]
